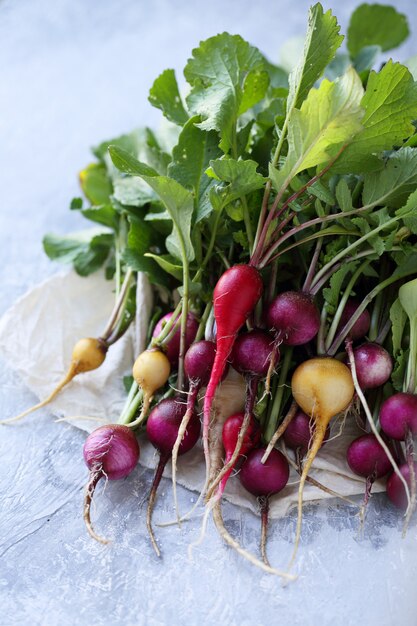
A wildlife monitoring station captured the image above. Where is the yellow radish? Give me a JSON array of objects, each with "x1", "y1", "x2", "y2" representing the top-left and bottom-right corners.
[
  {"x1": 1, "y1": 338, "x2": 107, "y2": 425},
  {"x1": 288, "y1": 357, "x2": 354, "y2": 569},
  {"x1": 132, "y1": 349, "x2": 171, "y2": 422}
]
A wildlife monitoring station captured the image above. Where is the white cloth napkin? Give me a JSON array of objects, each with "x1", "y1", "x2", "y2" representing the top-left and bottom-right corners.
[{"x1": 0, "y1": 270, "x2": 383, "y2": 517}]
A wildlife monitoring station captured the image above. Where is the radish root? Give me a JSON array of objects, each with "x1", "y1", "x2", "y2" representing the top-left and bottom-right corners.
[
  {"x1": 83, "y1": 469, "x2": 109, "y2": 545},
  {"x1": 402, "y1": 429, "x2": 416, "y2": 537},
  {"x1": 212, "y1": 501, "x2": 295, "y2": 580},
  {"x1": 146, "y1": 454, "x2": 169, "y2": 558},
  {"x1": 1, "y1": 363, "x2": 78, "y2": 425},
  {"x1": 259, "y1": 496, "x2": 271, "y2": 567},
  {"x1": 262, "y1": 401, "x2": 298, "y2": 464}
]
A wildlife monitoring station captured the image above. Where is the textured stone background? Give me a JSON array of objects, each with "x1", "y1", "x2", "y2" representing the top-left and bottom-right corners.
[{"x1": 1, "y1": 1, "x2": 416, "y2": 624}]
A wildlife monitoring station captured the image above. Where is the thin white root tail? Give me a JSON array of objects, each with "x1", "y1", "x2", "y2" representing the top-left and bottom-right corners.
[
  {"x1": 212, "y1": 501, "x2": 296, "y2": 580},
  {"x1": 262, "y1": 400, "x2": 298, "y2": 464},
  {"x1": 1, "y1": 363, "x2": 77, "y2": 425},
  {"x1": 83, "y1": 471, "x2": 110, "y2": 545},
  {"x1": 171, "y1": 406, "x2": 194, "y2": 525}
]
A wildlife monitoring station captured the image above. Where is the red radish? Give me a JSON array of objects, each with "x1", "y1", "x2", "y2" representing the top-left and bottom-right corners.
[
  {"x1": 171, "y1": 340, "x2": 218, "y2": 521},
  {"x1": 352, "y1": 343, "x2": 392, "y2": 389},
  {"x1": 83, "y1": 424, "x2": 140, "y2": 543},
  {"x1": 146, "y1": 398, "x2": 200, "y2": 556},
  {"x1": 153, "y1": 311, "x2": 199, "y2": 366},
  {"x1": 206, "y1": 411, "x2": 260, "y2": 501},
  {"x1": 203, "y1": 265, "x2": 263, "y2": 481},
  {"x1": 266, "y1": 291, "x2": 320, "y2": 346},
  {"x1": 380, "y1": 393, "x2": 417, "y2": 441},
  {"x1": 338, "y1": 299, "x2": 370, "y2": 341},
  {"x1": 289, "y1": 357, "x2": 354, "y2": 568},
  {"x1": 207, "y1": 330, "x2": 271, "y2": 499},
  {"x1": 386, "y1": 462, "x2": 417, "y2": 510},
  {"x1": 240, "y1": 447, "x2": 289, "y2": 565},
  {"x1": 283, "y1": 410, "x2": 330, "y2": 455},
  {"x1": 1, "y1": 337, "x2": 108, "y2": 425}
]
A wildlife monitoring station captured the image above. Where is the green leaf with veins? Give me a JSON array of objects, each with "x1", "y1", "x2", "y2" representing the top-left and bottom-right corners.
[
  {"x1": 43, "y1": 229, "x2": 113, "y2": 276},
  {"x1": 168, "y1": 118, "x2": 221, "y2": 205},
  {"x1": 81, "y1": 204, "x2": 118, "y2": 229},
  {"x1": 333, "y1": 62, "x2": 417, "y2": 174},
  {"x1": 392, "y1": 349, "x2": 409, "y2": 392},
  {"x1": 148, "y1": 69, "x2": 189, "y2": 125},
  {"x1": 110, "y1": 146, "x2": 195, "y2": 262},
  {"x1": 323, "y1": 260, "x2": 359, "y2": 312},
  {"x1": 144, "y1": 253, "x2": 183, "y2": 280},
  {"x1": 287, "y1": 3, "x2": 343, "y2": 113},
  {"x1": 206, "y1": 157, "x2": 266, "y2": 210},
  {"x1": 363, "y1": 148, "x2": 417, "y2": 209},
  {"x1": 390, "y1": 297, "x2": 407, "y2": 355},
  {"x1": 184, "y1": 33, "x2": 268, "y2": 153},
  {"x1": 347, "y1": 4, "x2": 409, "y2": 57},
  {"x1": 270, "y1": 67, "x2": 364, "y2": 191}
]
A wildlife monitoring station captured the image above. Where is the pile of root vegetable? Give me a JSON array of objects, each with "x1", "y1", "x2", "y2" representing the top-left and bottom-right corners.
[{"x1": 3, "y1": 2, "x2": 417, "y2": 579}]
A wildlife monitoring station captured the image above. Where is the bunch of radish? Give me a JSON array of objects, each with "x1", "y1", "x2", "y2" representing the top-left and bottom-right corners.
[{"x1": 5, "y1": 1, "x2": 417, "y2": 582}]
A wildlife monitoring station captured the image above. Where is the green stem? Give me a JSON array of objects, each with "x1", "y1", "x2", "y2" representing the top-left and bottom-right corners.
[
  {"x1": 324, "y1": 259, "x2": 372, "y2": 352},
  {"x1": 311, "y1": 215, "x2": 403, "y2": 292},
  {"x1": 100, "y1": 268, "x2": 134, "y2": 342},
  {"x1": 119, "y1": 389, "x2": 144, "y2": 426},
  {"x1": 263, "y1": 347, "x2": 293, "y2": 444},
  {"x1": 241, "y1": 196, "x2": 254, "y2": 250},
  {"x1": 406, "y1": 318, "x2": 417, "y2": 394},
  {"x1": 316, "y1": 304, "x2": 328, "y2": 356},
  {"x1": 195, "y1": 302, "x2": 212, "y2": 343},
  {"x1": 178, "y1": 255, "x2": 190, "y2": 391},
  {"x1": 194, "y1": 209, "x2": 223, "y2": 283},
  {"x1": 329, "y1": 269, "x2": 417, "y2": 355},
  {"x1": 151, "y1": 301, "x2": 182, "y2": 349}
]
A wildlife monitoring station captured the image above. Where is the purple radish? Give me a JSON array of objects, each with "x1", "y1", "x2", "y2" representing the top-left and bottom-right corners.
[
  {"x1": 353, "y1": 343, "x2": 392, "y2": 389},
  {"x1": 380, "y1": 392, "x2": 417, "y2": 533},
  {"x1": 338, "y1": 299, "x2": 370, "y2": 341},
  {"x1": 266, "y1": 291, "x2": 320, "y2": 346},
  {"x1": 386, "y1": 462, "x2": 417, "y2": 510},
  {"x1": 347, "y1": 434, "x2": 392, "y2": 479},
  {"x1": 83, "y1": 424, "x2": 140, "y2": 543},
  {"x1": 153, "y1": 311, "x2": 199, "y2": 366},
  {"x1": 171, "y1": 340, "x2": 219, "y2": 520},
  {"x1": 380, "y1": 393, "x2": 417, "y2": 441},
  {"x1": 347, "y1": 433, "x2": 393, "y2": 522},
  {"x1": 146, "y1": 397, "x2": 200, "y2": 556},
  {"x1": 283, "y1": 409, "x2": 330, "y2": 455},
  {"x1": 240, "y1": 447, "x2": 289, "y2": 565},
  {"x1": 208, "y1": 330, "x2": 272, "y2": 498}
]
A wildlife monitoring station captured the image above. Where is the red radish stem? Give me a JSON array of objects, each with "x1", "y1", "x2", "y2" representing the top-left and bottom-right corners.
[
  {"x1": 346, "y1": 340, "x2": 411, "y2": 516},
  {"x1": 289, "y1": 357, "x2": 355, "y2": 569},
  {"x1": 171, "y1": 341, "x2": 217, "y2": 523},
  {"x1": 83, "y1": 424, "x2": 140, "y2": 543},
  {"x1": 146, "y1": 398, "x2": 200, "y2": 556},
  {"x1": 239, "y1": 447, "x2": 289, "y2": 566},
  {"x1": 203, "y1": 265, "x2": 263, "y2": 483}
]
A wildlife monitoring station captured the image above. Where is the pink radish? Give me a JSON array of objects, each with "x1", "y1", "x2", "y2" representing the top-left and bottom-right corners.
[
  {"x1": 338, "y1": 299, "x2": 370, "y2": 341},
  {"x1": 83, "y1": 424, "x2": 140, "y2": 543},
  {"x1": 352, "y1": 343, "x2": 392, "y2": 389},
  {"x1": 387, "y1": 462, "x2": 417, "y2": 511},
  {"x1": 283, "y1": 409, "x2": 330, "y2": 455}
]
